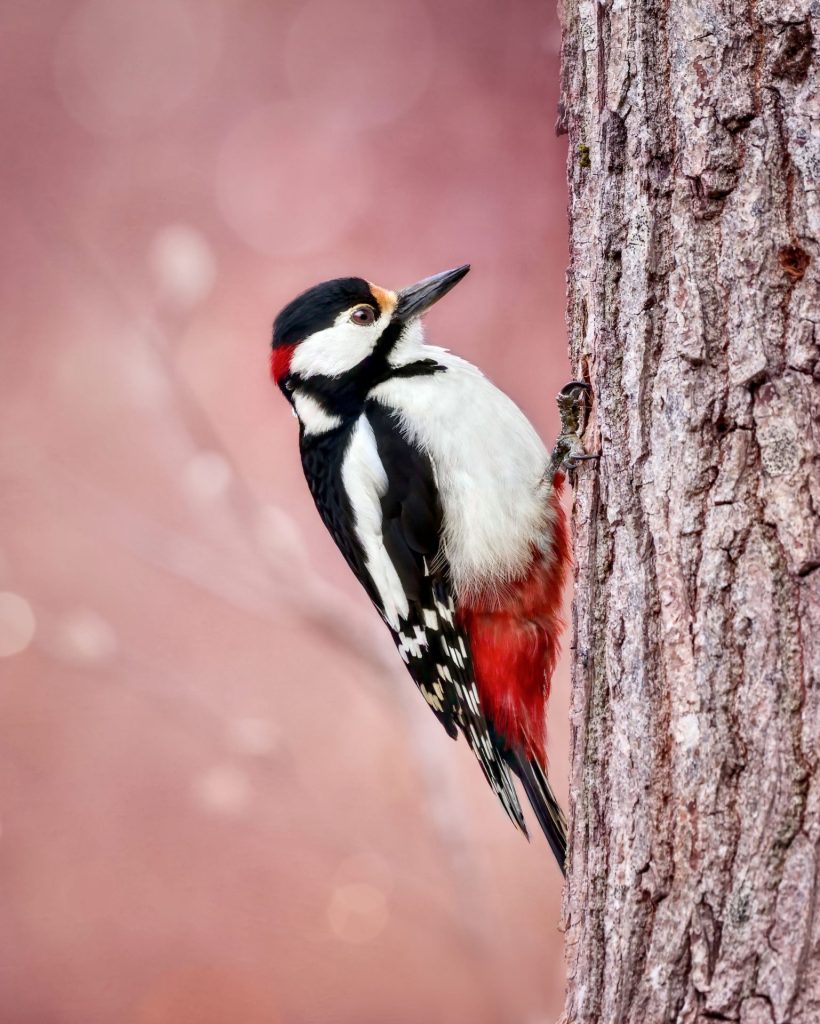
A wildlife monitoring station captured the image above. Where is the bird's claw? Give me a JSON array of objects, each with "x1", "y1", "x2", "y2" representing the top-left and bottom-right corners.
[
  {"x1": 550, "y1": 381, "x2": 597, "y2": 478},
  {"x1": 557, "y1": 380, "x2": 591, "y2": 436}
]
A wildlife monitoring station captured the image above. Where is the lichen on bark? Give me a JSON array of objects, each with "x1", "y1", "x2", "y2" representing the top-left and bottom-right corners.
[{"x1": 558, "y1": 2, "x2": 819, "y2": 1022}]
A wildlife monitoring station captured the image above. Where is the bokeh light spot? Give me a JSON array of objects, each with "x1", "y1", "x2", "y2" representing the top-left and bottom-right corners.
[
  {"x1": 327, "y1": 881, "x2": 389, "y2": 944},
  {"x1": 54, "y1": 609, "x2": 118, "y2": 665},
  {"x1": 0, "y1": 592, "x2": 36, "y2": 658},
  {"x1": 182, "y1": 451, "x2": 232, "y2": 502},
  {"x1": 149, "y1": 224, "x2": 217, "y2": 309},
  {"x1": 193, "y1": 765, "x2": 251, "y2": 816}
]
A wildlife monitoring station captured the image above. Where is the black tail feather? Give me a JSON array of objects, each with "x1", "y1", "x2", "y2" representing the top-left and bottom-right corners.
[{"x1": 509, "y1": 750, "x2": 567, "y2": 874}]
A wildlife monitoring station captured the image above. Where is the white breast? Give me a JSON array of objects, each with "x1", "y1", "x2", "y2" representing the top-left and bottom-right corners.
[{"x1": 370, "y1": 344, "x2": 553, "y2": 598}]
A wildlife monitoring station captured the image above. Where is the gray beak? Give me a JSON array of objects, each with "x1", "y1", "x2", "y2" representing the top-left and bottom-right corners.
[{"x1": 395, "y1": 264, "x2": 470, "y2": 321}]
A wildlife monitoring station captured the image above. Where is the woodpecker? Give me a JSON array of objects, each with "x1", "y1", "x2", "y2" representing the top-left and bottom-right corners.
[{"x1": 270, "y1": 265, "x2": 592, "y2": 872}]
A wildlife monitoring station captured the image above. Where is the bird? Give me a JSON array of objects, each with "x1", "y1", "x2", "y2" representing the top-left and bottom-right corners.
[{"x1": 269, "y1": 264, "x2": 593, "y2": 872}]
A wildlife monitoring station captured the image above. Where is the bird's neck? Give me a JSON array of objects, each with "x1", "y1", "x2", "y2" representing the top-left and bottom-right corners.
[{"x1": 292, "y1": 322, "x2": 442, "y2": 437}]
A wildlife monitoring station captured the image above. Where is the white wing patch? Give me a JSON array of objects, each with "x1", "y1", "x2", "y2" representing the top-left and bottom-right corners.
[{"x1": 341, "y1": 415, "x2": 409, "y2": 629}]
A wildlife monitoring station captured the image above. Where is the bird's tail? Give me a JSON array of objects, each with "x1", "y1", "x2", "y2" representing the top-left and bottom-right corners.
[{"x1": 510, "y1": 750, "x2": 568, "y2": 874}]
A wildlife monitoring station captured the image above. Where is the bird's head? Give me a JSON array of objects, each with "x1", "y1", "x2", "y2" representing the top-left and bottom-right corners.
[{"x1": 270, "y1": 265, "x2": 470, "y2": 417}]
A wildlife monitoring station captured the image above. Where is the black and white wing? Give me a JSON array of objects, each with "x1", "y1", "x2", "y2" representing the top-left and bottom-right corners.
[{"x1": 333, "y1": 400, "x2": 528, "y2": 834}]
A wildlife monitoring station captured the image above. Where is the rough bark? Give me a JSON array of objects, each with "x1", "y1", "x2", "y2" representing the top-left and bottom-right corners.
[{"x1": 558, "y1": 2, "x2": 819, "y2": 1022}]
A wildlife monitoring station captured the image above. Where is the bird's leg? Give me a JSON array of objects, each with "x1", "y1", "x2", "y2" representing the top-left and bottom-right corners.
[{"x1": 548, "y1": 380, "x2": 598, "y2": 477}]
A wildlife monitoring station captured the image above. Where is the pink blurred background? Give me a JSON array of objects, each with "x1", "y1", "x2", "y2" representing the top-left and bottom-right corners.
[{"x1": 0, "y1": 1, "x2": 572, "y2": 1021}]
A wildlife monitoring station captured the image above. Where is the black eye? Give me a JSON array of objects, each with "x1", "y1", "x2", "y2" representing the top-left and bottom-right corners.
[{"x1": 350, "y1": 306, "x2": 376, "y2": 326}]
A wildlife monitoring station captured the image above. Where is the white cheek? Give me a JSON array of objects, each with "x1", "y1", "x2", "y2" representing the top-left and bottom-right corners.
[{"x1": 289, "y1": 310, "x2": 391, "y2": 379}]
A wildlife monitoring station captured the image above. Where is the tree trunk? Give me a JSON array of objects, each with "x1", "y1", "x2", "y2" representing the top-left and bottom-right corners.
[{"x1": 558, "y1": 3, "x2": 819, "y2": 1022}]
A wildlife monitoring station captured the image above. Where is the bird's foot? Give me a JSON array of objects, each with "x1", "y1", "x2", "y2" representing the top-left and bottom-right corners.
[{"x1": 549, "y1": 381, "x2": 598, "y2": 476}]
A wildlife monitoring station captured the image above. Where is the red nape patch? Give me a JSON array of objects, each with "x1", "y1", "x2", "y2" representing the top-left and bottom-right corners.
[
  {"x1": 271, "y1": 344, "x2": 297, "y2": 384},
  {"x1": 456, "y1": 478, "x2": 572, "y2": 762}
]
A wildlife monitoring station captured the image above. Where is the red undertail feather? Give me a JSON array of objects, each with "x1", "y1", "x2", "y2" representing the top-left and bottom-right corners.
[{"x1": 456, "y1": 475, "x2": 571, "y2": 763}]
